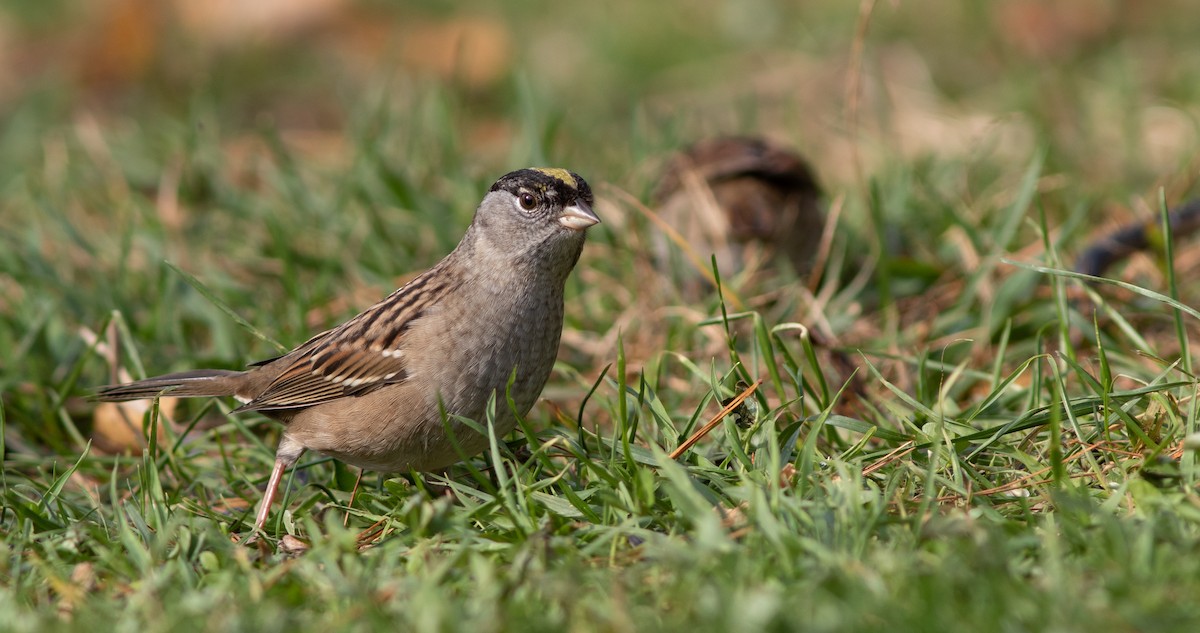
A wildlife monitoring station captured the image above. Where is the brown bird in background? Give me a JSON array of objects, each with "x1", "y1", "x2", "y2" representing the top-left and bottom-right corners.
[{"x1": 653, "y1": 136, "x2": 825, "y2": 292}]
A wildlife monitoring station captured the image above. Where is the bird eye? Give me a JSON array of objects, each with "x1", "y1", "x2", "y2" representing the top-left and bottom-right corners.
[{"x1": 518, "y1": 192, "x2": 538, "y2": 211}]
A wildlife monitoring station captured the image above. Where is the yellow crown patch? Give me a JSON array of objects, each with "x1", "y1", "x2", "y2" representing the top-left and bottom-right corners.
[{"x1": 532, "y1": 168, "x2": 577, "y2": 189}]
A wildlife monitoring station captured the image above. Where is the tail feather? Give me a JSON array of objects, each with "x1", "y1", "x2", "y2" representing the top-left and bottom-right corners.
[{"x1": 95, "y1": 369, "x2": 244, "y2": 401}]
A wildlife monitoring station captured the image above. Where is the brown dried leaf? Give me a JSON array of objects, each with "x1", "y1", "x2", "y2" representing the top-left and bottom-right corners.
[
  {"x1": 279, "y1": 534, "x2": 311, "y2": 556},
  {"x1": 172, "y1": 0, "x2": 349, "y2": 46},
  {"x1": 91, "y1": 399, "x2": 178, "y2": 455},
  {"x1": 397, "y1": 18, "x2": 512, "y2": 88},
  {"x1": 77, "y1": 0, "x2": 162, "y2": 88}
]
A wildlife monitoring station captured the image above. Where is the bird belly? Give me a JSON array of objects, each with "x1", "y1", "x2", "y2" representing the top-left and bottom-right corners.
[{"x1": 282, "y1": 295, "x2": 562, "y2": 473}]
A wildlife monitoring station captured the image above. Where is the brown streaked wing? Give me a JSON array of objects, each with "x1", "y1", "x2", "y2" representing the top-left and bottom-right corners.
[
  {"x1": 236, "y1": 266, "x2": 439, "y2": 411},
  {"x1": 245, "y1": 327, "x2": 336, "y2": 368},
  {"x1": 235, "y1": 343, "x2": 408, "y2": 411}
]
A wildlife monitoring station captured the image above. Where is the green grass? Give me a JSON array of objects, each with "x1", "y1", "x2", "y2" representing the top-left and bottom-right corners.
[{"x1": 4, "y1": 1, "x2": 1200, "y2": 631}]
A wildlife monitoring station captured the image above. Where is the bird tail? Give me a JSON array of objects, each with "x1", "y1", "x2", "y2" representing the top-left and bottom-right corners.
[{"x1": 95, "y1": 369, "x2": 244, "y2": 401}]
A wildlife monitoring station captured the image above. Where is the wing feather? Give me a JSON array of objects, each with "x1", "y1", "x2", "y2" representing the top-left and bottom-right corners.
[{"x1": 235, "y1": 274, "x2": 441, "y2": 411}]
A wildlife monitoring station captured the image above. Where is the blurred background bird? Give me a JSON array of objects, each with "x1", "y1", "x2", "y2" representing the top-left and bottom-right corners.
[{"x1": 652, "y1": 136, "x2": 826, "y2": 298}]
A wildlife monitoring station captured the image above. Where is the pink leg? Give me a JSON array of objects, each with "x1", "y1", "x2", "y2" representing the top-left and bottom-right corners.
[
  {"x1": 254, "y1": 457, "x2": 289, "y2": 533},
  {"x1": 253, "y1": 436, "x2": 305, "y2": 534}
]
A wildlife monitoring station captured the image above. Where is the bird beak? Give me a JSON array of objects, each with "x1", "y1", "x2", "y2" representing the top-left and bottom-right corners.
[{"x1": 558, "y1": 202, "x2": 601, "y2": 231}]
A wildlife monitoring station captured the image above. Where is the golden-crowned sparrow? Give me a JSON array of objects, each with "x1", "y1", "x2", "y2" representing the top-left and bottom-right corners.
[{"x1": 97, "y1": 167, "x2": 599, "y2": 533}]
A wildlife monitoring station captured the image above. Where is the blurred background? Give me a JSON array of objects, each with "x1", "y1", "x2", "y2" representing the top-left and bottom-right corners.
[{"x1": 2, "y1": 0, "x2": 1197, "y2": 190}]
